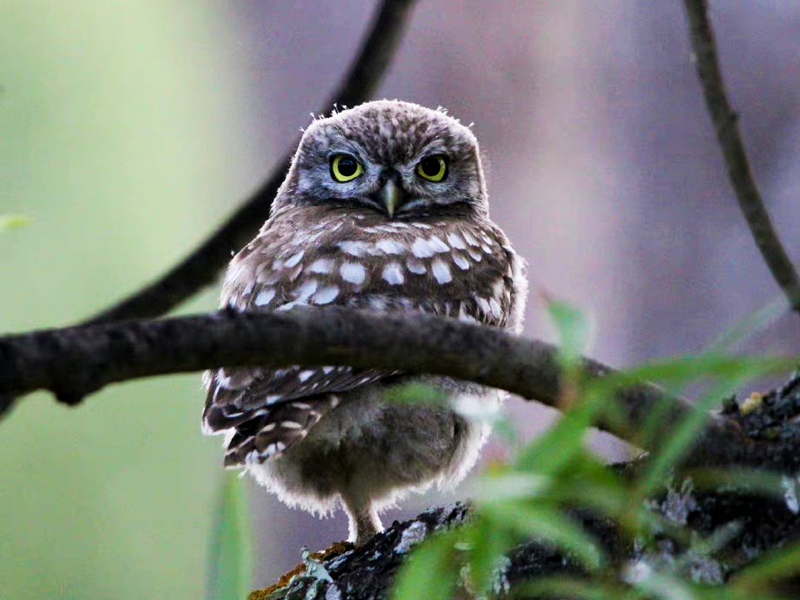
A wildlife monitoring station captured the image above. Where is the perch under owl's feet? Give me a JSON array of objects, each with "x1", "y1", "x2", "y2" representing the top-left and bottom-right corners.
[{"x1": 248, "y1": 542, "x2": 354, "y2": 600}]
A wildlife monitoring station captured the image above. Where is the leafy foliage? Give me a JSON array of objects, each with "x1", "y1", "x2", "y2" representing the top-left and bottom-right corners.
[
  {"x1": 0, "y1": 214, "x2": 29, "y2": 231},
  {"x1": 207, "y1": 473, "x2": 253, "y2": 600},
  {"x1": 391, "y1": 300, "x2": 800, "y2": 600}
]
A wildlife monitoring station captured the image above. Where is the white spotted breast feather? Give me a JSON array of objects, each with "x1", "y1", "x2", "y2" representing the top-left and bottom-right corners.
[{"x1": 203, "y1": 204, "x2": 524, "y2": 467}]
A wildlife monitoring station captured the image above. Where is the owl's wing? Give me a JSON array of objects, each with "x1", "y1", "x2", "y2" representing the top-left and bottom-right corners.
[{"x1": 204, "y1": 216, "x2": 519, "y2": 466}]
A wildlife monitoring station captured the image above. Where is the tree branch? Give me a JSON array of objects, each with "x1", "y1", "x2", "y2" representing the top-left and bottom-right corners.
[
  {"x1": 0, "y1": 307, "x2": 761, "y2": 469},
  {"x1": 86, "y1": 0, "x2": 418, "y2": 325},
  {"x1": 682, "y1": 0, "x2": 800, "y2": 314}
]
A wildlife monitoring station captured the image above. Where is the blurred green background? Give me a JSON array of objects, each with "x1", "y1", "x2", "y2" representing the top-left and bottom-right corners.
[{"x1": 0, "y1": 2, "x2": 265, "y2": 598}]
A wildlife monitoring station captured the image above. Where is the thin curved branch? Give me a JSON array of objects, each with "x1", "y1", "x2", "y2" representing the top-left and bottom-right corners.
[
  {"x1": 682, "y1": 0, "x2": 800, "y2": 313},
  {"x1": 0, "y1": 307, "x2": 748, "y2": 467},
  {"x1": 87, "y1": 0, "x2": 418, "y2": 325}
]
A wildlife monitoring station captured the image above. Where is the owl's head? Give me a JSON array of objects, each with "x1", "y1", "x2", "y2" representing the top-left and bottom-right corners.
[{"x1": 278, "y1": 100, "x2": 487, "y2": 218}]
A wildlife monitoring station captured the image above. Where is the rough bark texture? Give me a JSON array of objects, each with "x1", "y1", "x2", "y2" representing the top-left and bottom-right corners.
[
  {"x1": 0, "y1": 307, "x2": 741, "y2": 461},
  {"x1": 253, "y1": 493, "x2": 800, "y2": 599},
  {"x1": 245, "y1": 373, "x2": 800, "y2": 599}
]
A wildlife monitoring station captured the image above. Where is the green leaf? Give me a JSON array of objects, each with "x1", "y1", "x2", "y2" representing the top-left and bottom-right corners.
[
  {"x1": 519, "y1": 576, "x2": 624, "y2": 600},
  {"x1": 206, "y1": 473, "x2": 253, "y2": 600},
  {"x1": 733, "y1": 540, "x2": 800, "y2": 593},
  {"x1": 0, "y1": 214, "x2": 30, "y2": 231},
  {"x1": 706, "y1": 296, "x2": 787, "y2": 354},
  {"x1": 688, "y1": 468, "x2": 785, "y2": 499},
  {"x1": 515, "y1": 388, "x2": 604, "y2": 475},
  {"x1": 480, "y1": 501, "x2": 604, "y2": 570},
  {"x1": 465, "y1": 517, "x2": 515, "y2": 595},
  {"x1": 640, "y1": 357, "x2": 791, "y2": 497},
  {"x1": 472, "y1": 471, "x2": 552, "y2": 504},
  {"x1": 391, "y1": 530, "x2": 459, "y2": 600},
  {"x1": 547, "y1": 299, "x2": 593, "y2": 367},
  {"x1": 384, "y1": 382, "x2": 448, "y2": 406}
]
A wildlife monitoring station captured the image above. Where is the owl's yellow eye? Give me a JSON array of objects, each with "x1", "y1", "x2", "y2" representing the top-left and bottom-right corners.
[
  {"x1": 330, "y1": 154, "x2": 364, "y2": 182},
  {"x1": 417, "y1": 155, "x2": 448, "y2": 182}
]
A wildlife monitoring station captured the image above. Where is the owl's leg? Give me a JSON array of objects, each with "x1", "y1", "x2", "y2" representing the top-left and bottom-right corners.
[{"x1": 342, "y1": 492, "x2": 382, "y2": 546}]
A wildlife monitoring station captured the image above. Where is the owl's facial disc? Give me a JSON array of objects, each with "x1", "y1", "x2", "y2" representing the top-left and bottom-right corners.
[{"x1": 288, "y1": 101, "x2": 488, "y2": 217}]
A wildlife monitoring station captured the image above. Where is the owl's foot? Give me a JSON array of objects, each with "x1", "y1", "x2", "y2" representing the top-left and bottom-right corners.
[{"x1": 343, "y1": 495, "x2": 383, "y2": 546}]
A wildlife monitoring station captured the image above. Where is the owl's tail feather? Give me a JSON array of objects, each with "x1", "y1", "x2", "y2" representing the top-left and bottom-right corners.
[{"x1": 223, "y1": 395, "x2": 339, "y2": 466}]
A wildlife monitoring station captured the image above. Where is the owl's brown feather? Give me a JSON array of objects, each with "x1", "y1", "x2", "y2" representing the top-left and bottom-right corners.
[
  {"x1": 203, "y1": 204, "x2": 519, "y2": 466},
  {"x1": 201, "y1": 100, "x2": 528, "y2": 545}
]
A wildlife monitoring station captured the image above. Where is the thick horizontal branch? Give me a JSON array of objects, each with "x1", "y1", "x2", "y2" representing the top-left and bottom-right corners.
[
  {"x1": 683, "y1": 0, "x2": 800, "y2": 313},
  {"x1": 87, "y1": 0, "x2": 417, "y2": 325},
  {"x1": 0, "y1": 308, "x2": 755, "y2": 468}
]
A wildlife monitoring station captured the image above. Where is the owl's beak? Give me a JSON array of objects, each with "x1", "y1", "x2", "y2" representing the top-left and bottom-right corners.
[{"x1": 380, "y1": 178, "x2": 403, "y2": 218}]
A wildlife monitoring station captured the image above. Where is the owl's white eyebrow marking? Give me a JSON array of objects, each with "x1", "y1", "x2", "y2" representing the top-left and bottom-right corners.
[
  {"x1": 298, "y1": 370, "x2": 315, "y2": 382},
  {"x1": 431, "y1": 259, "x2": 452, "y2": 284},
  {"x1": 375, "y1": 239, "x2": 405, "y2": 255},
  {"x1": 308, "y1": 258, "x2": 334, "y2": 274},
  {"x1": 446, "y1": 232, "x2": 467, "y2": 250},
  {"x1": 382, "y1": 262, "x2": 405, "y2": 285},
  {"x1": 284, "y1": 251, "x2": 305, "y2": 268},
  {"x1": 462, "y1": 230, "x2": 480, "y2": 247},
  {"x1": 254, "y1": 288, "x2": 276, "y2": 306},
  {"x1": 337, "y1": 241, "x2": 369, "y2": 257},
  {"x1": 294, "y1": 279, "x2": 318, "y2": 299},
  {"x1": 406, "y1": 258, "x2": 427, "y2": 274},
  {"x1": 467, "y1": 247, "x2": 483, "y2": 262},
  {"x1": 311, "y1": 285, "x2": 340, "y2": 305},
  {"x1": 340, "y1": 262, "x2": 367, "y2": 284},
  {"x1": 452, "y1": 253, "x2": 470, "y2": 270}
]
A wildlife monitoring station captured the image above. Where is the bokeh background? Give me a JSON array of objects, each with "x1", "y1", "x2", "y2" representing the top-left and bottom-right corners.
[{"x1": 2, "y1": 1, "x2": 800, "y2": 597}]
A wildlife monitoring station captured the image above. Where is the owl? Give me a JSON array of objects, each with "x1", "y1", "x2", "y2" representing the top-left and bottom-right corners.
[{"x1": 203, "y1": 100, "x2": 527, "y2": 545}]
